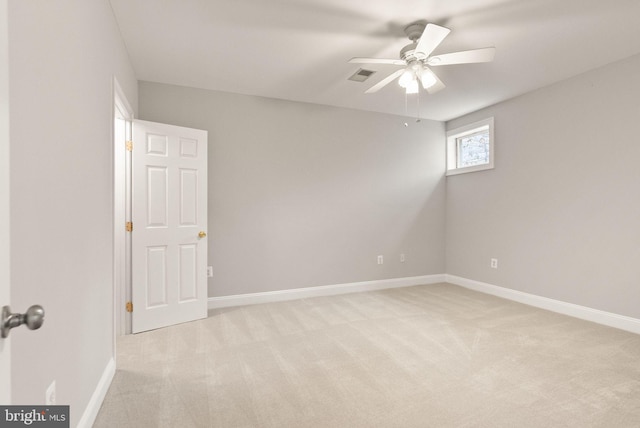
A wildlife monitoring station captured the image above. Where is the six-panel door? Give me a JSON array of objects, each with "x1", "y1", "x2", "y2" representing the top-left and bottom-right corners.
[{"x1": 132, "y1": 120, "x2": 208, "y2": 333}]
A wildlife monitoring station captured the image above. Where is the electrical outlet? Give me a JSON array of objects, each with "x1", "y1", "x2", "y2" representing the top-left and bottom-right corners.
[
  {"x1": 46, "y1": 380, "x2": 56, "y2": 405},
  {"x1": 377, "y1": 255, "x2": 384, "y2": 265},
  {"x1": 207, "y1": 266, "x2": 213, "y2": 277},
  {"x1": 400, "y1": 253, "x2": 405, "y2": 263},
  {"x1": 491, "y1": 258, "x2": 498, "y2": 269}
]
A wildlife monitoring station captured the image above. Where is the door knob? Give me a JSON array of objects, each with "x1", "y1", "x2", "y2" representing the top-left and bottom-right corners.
[
  {"x1": 198, "y1": 231, "x2": 207, "y2": 238},
  {"x1": 1, "y1": 305, "x2": 45, "y2": 338}
]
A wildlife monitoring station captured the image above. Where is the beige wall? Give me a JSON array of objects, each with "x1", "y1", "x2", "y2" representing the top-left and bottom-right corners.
[
  {"x1": 0, "y1": 0, "x2": 9, "y2": 404},
  {"x1": 446, "y1": 53, "x2": 640, "y2": 318},
  {"x1": 139, "y1": 82, "x2": 446, "y2": 297},
  {"x1": 8, "y1": 0, "x2": 137, "y2": 423}
]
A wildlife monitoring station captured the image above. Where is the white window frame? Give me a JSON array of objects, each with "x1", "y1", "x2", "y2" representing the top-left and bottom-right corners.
[{"x1": 446, "y1": 117, "x2": 494, "y2": 176}]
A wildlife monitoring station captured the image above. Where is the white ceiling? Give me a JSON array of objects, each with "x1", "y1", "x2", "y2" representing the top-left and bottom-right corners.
[{"x1": 109, "y1": 0, "x2": 640, "y2": 121}]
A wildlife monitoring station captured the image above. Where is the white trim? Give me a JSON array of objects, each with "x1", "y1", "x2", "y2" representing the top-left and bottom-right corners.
[
  {"x1": 209, "y1": 274, "x2": 447, "y2": 309},
  {"x1": 76, "y1": 358, "x2": 116, "y2": 428},
  {"x1": 213, "y1": 273, "x2": 640, "y2": 334},
  {"x1": 112, "y1": 76, "x2": 133, "y2": 339},
  {"x1": 113, "y1": 78, "x2": 134, "y2": 120},
  {"x1": 446, "y1": 275, "x2": 640, "y2": 335}
]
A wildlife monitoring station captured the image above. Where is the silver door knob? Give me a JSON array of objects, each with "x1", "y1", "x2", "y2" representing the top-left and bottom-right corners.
[{"x1": 1, "y1": 305, "x2": 45, "y2": 338}]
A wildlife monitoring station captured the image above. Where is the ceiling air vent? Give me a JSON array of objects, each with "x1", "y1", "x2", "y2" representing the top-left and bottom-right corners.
[{"x1": 348, "y1": 68, "x2": 376, "y2": 82}]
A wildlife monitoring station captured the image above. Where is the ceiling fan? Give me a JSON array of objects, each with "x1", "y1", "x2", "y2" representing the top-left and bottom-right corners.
[{"x1": 349, "y1": 22, "x2": 495, "y2": 94}]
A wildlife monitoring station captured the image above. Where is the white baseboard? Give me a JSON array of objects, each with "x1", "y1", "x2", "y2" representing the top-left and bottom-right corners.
[
  {"x1": 446, "y1": 274, "x2": 640, "y2": 335},
  {"x1": 77, "y1": 357, "x2": 115, "y2": 428},
  {"x1": 208, "y1": 273, "x2": 640, "y2": 335},
  {"x1": 209, "y1": 274, "x2": 447, "y2": 309}
]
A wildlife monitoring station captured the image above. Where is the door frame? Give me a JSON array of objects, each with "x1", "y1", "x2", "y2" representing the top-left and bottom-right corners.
[{"x1": 112, "y1": 77, "x2": 133, "y2": 338}]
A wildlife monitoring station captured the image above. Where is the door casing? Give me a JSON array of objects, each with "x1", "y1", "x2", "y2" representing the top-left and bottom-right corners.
[{"x1": 113, "y1": 78, "x2": 134, "y2": 336}]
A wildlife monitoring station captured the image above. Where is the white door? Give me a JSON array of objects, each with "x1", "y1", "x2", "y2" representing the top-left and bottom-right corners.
[
  {"x1": 131, "y1": 120, "x2": 208, "y2": 333},
  {"x1": 1, "y1": 0, "x2": 11, "y2": 403}
]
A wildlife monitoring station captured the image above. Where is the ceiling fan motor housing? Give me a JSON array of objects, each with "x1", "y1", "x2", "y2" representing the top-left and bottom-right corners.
[
  {"x1": 400, "y1": 43, "x2": 428, "y2": 62},
  {"x1": 404, "y1": 22, "x2": 426, "y2": 41},
  {"x1": 401, "y1": 22, "x2": 429, "y2": 62}
]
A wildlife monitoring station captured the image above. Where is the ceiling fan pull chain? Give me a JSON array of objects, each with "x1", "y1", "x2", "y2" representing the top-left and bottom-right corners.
[{"x1": 404, "y1": 92, "x2": 409, "y2": 127}]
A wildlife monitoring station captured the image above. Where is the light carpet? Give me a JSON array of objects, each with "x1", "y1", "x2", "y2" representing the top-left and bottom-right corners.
[{"x1": 94, "y1": 283, "x2": 640, "y2": 427}]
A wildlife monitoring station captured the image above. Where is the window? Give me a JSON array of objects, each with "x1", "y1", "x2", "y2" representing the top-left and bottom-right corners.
[{"x1": 446, "y1": 117, "x2": 494, "y2": 175}]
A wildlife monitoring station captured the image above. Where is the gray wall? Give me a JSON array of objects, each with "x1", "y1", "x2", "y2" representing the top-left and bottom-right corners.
[
  {"x1": 446, "y1": 53, "x2": 640, "y2": 319},
  {"x1": 139, "y1": 82, "x2": 446, "y2": 297},
  {"x1": 8, "y1": 0, "x2": 137, "y2": 422}
]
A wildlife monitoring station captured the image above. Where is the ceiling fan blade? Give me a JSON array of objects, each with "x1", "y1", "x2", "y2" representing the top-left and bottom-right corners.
[
  {"x1": 365, "y1": 69, "x2": 405, "y2": 94},
  {"x1": 428, "y1": 47, "x2": 496, "y2": 66},
  {"x1": 349, "y1": 57, "x2": 406, "y2": 66},
  {"x1": 415, "y1": 23, "x2": 451, "y2": 57}
]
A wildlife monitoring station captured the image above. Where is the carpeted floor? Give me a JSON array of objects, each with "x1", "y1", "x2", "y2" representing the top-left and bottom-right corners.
[{"x1": 94, "y1": 283, "x2": 640, "y2": 427}]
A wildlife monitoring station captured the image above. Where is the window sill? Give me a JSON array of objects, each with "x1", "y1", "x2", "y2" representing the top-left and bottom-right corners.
[{"x1": 446, "y1": 164, "x2": 494, "y2": 176}]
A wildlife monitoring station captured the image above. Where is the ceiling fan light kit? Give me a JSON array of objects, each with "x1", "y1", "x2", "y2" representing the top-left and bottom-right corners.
[
  {"x1": 398, "y1": 63, "x2": 438, "y2": 91},
  {"x1": 398, "y1": 66, "x2": 417, "y2": 88},
  {"x1": 405, "y1": 79, "x2": 419, "y2": 94},
  {"x1": 419, "y1": 68, "x2": 437, "y2": 89},
  {"x1": 349, "y1": 21, "x2": 496, "y2": 95}
]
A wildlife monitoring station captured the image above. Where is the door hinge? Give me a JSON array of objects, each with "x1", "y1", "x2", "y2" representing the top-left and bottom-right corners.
[
  {"x1": 126, "y1": 221, "x2": 133, "y2": 232},
  {"x1": 126, "y1": 301, "x2": 133, "y2": 313},
  {"x1": 126, "y1": 140, "x2": 133, "y2": 152}
]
